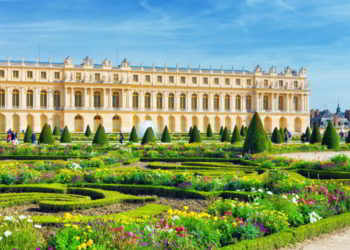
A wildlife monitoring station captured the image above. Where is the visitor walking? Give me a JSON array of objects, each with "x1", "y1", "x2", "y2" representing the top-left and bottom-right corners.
[
  {"x1": 119, "y1": 133, "x2": 124, "y2": 144},
  {"x1": 32, "y1": 133, "x2": 36, "y2": 144}
]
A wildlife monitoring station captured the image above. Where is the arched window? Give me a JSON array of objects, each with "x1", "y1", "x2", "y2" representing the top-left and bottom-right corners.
[
  {"x1": 180, "y1": 94, "x2": 186, "y2": 110},
  {"x1": 214, "y1": 94, "x2": 220, "y2": 110},
  {"x1": 12, "y1": 89, "x2": 20, "y2": 107},
  {"x1": 74, "y1": 115, "x2": 83, "y2": 132},
  {"x1": 168, "y1": 93, "x2": 174, "y2": 110},
  {"x1": 191, "y1": 94, "x2": 197, "y2": 110},
  {"x1": 156, "y1": 93, "x2": 163, "y2": 109},
  {"x1": 225, "y1": 95, "x2": 230, "y2": 111},
  {"x1": 235, "y1": 95, "x2": 241, "y2": 110},
  {"x1": 75, "y1": 91, "x2": 83, "y2": 107},
  {"x1": 26, "y1": 90, "x2": 33, "y2": 108},
  {"x1": 40, "y1": 90, "x2": 47, "y2": 108},
  {"x1": 132, "y1": 92, "x2": 139, "y2": 109},
  {"x1": 278, "y1": 96, "x2": 284, "y2": 111},
  {"x1": 145, "y1": 92, "x2": 151, "y2": 109},
  {"x1": 54, "y1": 90, "x2": 60, "y2": 108},
  {"x1": 203, "y1": 94, "x2": 208, "y2": 110},
  {"x1": 293, "y1": 96, "x2": 299, "y2": 111},
  {"x1": 246, "y1": 95, "x2": 252, "y2": 111},
  {"x1": 0, "y1": 89, "x2": 4, "y2": 107},
  {"x1": 113, "y1": 92, "x2": 120, "y2": 108},
  {"x1": 94, "y1": 91, "x2": 101, "y2": 108},
  {"x1": 263, "y1": 96, "x2": 269, "y2": 110}
]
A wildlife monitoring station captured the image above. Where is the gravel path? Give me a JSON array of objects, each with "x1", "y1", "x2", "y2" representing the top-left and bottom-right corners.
[{"x1": 278, "y1": 151, "x2": 350, "y2": 161}]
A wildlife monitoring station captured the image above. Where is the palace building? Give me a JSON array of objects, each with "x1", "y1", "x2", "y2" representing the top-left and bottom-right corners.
[{"x1": 0, "y1": 56, "x2": 310, "y2": 134}]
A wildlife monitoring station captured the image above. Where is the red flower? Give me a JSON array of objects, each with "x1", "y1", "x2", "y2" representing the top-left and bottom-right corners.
[
  {"x1": 110, "y1": 226, "x2": 124, "y2": 232},
  {"x1": 175, "y1": 226, "x2": 185, "y2": 232}
]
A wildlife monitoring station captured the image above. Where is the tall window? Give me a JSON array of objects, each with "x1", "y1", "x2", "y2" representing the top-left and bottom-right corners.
[
  {"x1": 293, "y1": 96, "x2": 299, "y2": 111},
  {"x1": 27, "y1": 71, "x2": 33, "y2": 79},
  {"x1": 95, "y1": 73, "x2": 101, "y2": 81},
  {"x1": 294, "y1": 81, "x2": 298, "y2": 88},
  {"x1": 94, "y1": 91, "x2": 101, "y2": 107},
  {"x1": 214, "y1": 78, "x2": 219, "y2": 84},
  {"x1": 13, "y1": 71, "x2": 19, "y2": 78},
  {"x1": 203, "y1": 77, "x2": 208, "y2": 84},
  {"x1": 235, "y1": 95, "x2": 241, "y2": 110},
  {"x1": 203, "y1": 94, "x2": 208, "y2": 110},
  {"x1": 225, "y1": 95, "x2": 230, "y2": 110},
  {"x1": 0, "y1": 70, "x2": 4, "y2": 78},
  {"x1": 263, "y1": 96, "x2": 269, "y2": 110},
  {"x1": 214, "y1": 94, "x2": 220, "y2": 110},
  {"x1": 113, "y1": 74, "x2": 119, "y2": 82},
  {"x1": 54, "y1": 90, "x2": 60, "y2": 108},
  {"x1": 192, "y1": 77, "x2": 197, "y2": 84},
  {"x1": 41, "y1": 72, "x2": 47, "y2": 79},
  {"x1": 157, "y1": 76, "x2": 162, "y2": 83},
  {"x1": 13, "y1": 89, "x2": 20, "y2": 107},
  {"x1": 40, "y1": 90, "x2": 47, "y2": 108},
  {"x1": 246, "y1": 96, "x2": 252, "y2": 111},
  {"x1": 279, "y1": 80, "x2": 283, "y2": 88},
  {"x1": 26, "y1": 90, "x2": 33, "y2": 108},
  {"x1": 76, "y1": 73, "x2": 82, "y2": 81},
  {"x1": 181, "y1": 76, "x2": 186, "y2": 84},
  {"x1": 133, "y1": 92, "x2": 139, "y2": 109},
  {"x1": 0, "y1": 89, "x2": 5, "y2": 107},
  {"x1": 133, "y1": 75, "x2": 139, "y2": 82},
  {"x1": 157, "y1": 93, "x2": 163, "y2": 109},
  {"x1": 169, "y1": 76, "x2": 174, "y2": 83},
  {"x1": 75, "y1": 91, "x2": 83, "y2": 107},
  {"x1": 225, "y1": 78, "x2": 230, "y2": 85},
  {"x1": 191, "y1": 94, "x2": 197, "y2": 110},
  {"x1": 54, "y1": 72, "x2": 60, "y2": 80},
  {"x1": 168, "y1": 93, "x2": 174, "y2": 110},
  {"x1": 113, "y1": 92, "x2": 120, "y2": 108},
  {"x1": 180, "y1": 94, "x2": 186, "y2": 110},
  {"x1": 145, "y1": 75, "x2": 151, "y2": 83},
  {"x1": 278, "y1": 96, "x2": 284, "y2": 110},
  {"x1": 145, "y1": 92, "x2": 151, "y2": 109}
]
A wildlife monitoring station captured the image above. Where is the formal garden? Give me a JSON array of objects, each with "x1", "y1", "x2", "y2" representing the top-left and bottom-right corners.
[{"x1": 0, "y1": 113, "x2": 350, "y2": 249}]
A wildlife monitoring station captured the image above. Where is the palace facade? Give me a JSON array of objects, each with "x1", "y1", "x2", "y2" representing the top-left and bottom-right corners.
[{"x1": 0, "y1": 57, "x2": 310, "y2": 134}]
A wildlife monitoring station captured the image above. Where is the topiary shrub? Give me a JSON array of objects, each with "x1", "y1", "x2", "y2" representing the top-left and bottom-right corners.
[
  {"x1": 322, "y1": 121, "x2": 339, "y2": 149},
  {"x1": 271, "y1": 127, "x2": 282, "y2": 144},
  {"x1": 279, "y1": 128, "x2": 285, "y2": 141},
  {"x1": 220, "y1": 126, "x2": 230, "y2": 142},
  {"x1": 92, "y1": 125, "x2": 108, "y2": 145},
  {"x1": 240, "y1": 126, "x2": 246, "y2": 137},
  {"x1": 52, "y1": 126, "x2": 60, "y2": 136},
  {"x1": 85, "y1": 125, "x2": 92, "y2": 137},
  {"x1": 188, "y1": 126, "x2": 193, "y2": 137},
  {"x1": 231, "y1": 125, "x2": 242, "y2": 144},
  {"x1": 206, "y1": 124, "x2": 213, "y2": 137},
  {"x1": 219, "y1": 126, "x2": 224, "y2": 136},
  {"x1": 310, "y1": 126, "x2": 322, "y2": 144},
  {"x1": 243, "y1": 112, "x2": 271, "y2": 154},
  {"x1": 189, "y1": 125, "x2": 201, "y2": 143},
  {"x1": 129, "y1": 126, "x2": 138, "y2": 142},
  {"x1": 304, "y1": 127, "x2": 311, "y2": 142},
  {"x1": 23, "y1": 126, "x2": 32, "y2": 143},
  {"x1": 346, "y1": 131, "x2": 350, "y2": 144},
  {"x1": 39, "y1": 124, "x2": 54, "y2": 144},
  {"x1": 60, "y1": 126, "x2": 72, "y2": 143},
  {"x1": 161, "y1": 125, "x2": 171, "y2": 143},
  {"x1": 141, "y1": 127, "x2": 154, "y2": 145}
]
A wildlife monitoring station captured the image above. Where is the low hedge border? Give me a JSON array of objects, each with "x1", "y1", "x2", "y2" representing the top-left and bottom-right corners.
[
  {"x1": 297, "y1": 169, "x2": 350, "y2": 179},
  {"x1": 147, "y1": 163, "x2": 245, "y2": 171},
  {"x1": 221, "y1": 211, "x2": 350, "y2": 250},
  {"x1": 0, "y1": 184, "x2": 66, "y2": 194},
  {"x1": 0, "y1": 155, "x2": 91, "y2": 160},
  {"x1": 140, "y1": 157, "x2": 260, "y2": 166},
  {"x1": 123, "y1": 157, "x2": 140, "y2": 165}
]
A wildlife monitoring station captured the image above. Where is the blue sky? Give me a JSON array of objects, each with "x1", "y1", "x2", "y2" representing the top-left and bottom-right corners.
[{"x1": 0, "y1": 0, "x2": 349, "y2": 110}]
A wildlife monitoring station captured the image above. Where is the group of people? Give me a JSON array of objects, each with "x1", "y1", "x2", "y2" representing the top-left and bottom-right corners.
[{"x1": 6, "y1": 129, "x2": 18, "y2": 144}]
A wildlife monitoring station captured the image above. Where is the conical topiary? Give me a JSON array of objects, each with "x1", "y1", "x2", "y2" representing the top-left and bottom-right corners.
[
  {"x1": 240, "y1": 126, "x2": 246, "y2": 137},
  {"x1": 23, "y1": 125, "x2": 32, "y2": 143},
  {"x1": 161, "y1": 125, "x2": 171, "y2": 142},
  {"x1": 129, "y1": 126, "x2": 138, "y2": 142},
  {"x1": 92, "y1": 124, "x2": 108, "y2": 145},
  {"x1": 188, "y1": 126, "x2": 193, "y2": 137},
  {"x1": 39, "y1": 123, "x2": 54, "y2": 144},
  {"x1": 322, "y1": 121, "x2": 339, "y2": 149},
  {"x1": 271, "y1": 127, "x2": 282, "y2": 144},
  {"x1": 219, "y1": 126, "x2": 224, "y2": 136},
  {"x1": 60, "y1": 126, "x2": 72, "y2": 143},
  {"x1": 141, "y1": 127, "x2": 154, "y2": 145},
  {"x1": 189, "y1": 125, "x2": 201, "y2": 143},
  {"x1": 310, "y1": 126, "x2": 322, "y2": 144},
  {"x1": 279, "y1": 128, "x2": 285, "y2": 142},
  {"x1": 304, "y1": 127, "x2": 311, "y2": 142},
  {"x1": 231, "y1": 125, "x2": 242, "y2": 144},
  {"x1": 53, "y1": 126, "x2": 60, "y2": 136},
  {"x1": 243, "y1": 112, "x2": 271, "y2": 154},
  {"x1": 346, "y1": 131, "x2": 350, "y2": 144},
  {"x1": 206, "y1": 124, "x2": 213, "y2": 137},
  {"x1": 220, "y1": 126, "x2": 230, "y2": 142},
  {"x1": 85, "y1": 125, "x2": 92, "y2": 137}
]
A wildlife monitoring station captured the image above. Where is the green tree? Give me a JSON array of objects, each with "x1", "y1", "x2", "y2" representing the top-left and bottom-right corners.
[
  {"x1": 231, "y1": 125, "x2": 242, "y2": 144},
  {"x1": 322, "y1": 121, "x2": 340, "y2": 149},
  {"x1": 141, "y1": 127, "x2": 154, "y2": 145},
  {"x1": 189, "y1": 125, "x2": 201, "y2": 143},
  {"x1": 304, "y1": 127, "x2": 311, "y2": 142},
  {"x1": 129, "y1": 126, "x2": 138, "y2": 142},
  {"x1": 206, "y1": 124, "x2": 213, "y2": 137},
  {"x1": 23, "y1": 125, "x2": 33, "y2": 143},
  {"x1": 85, "y1": 125, "x2": 92, "y2": 137},
  {"x1": 240, "y1": 126, "x2": 246, "y2": 137},
  {"x1": 161, "y1": 125, "x2": 171, "y2": 142},
  {"x1": 243, "y1": 112, "x2": 271, "y2": 154},
  {"x1": 271, "y1": 127, "x2": 282, "y2": 144},
  {"x1": 60, "y1": 126, "x2": 72, "y2": 143},
  {"x1": 310, "y1": 126, "x2": 322, "y2": 144},
  {"x1": 188, "y1": 126, "x2": 193, "y2": 137},
  {"x1": 52, "y1": 126, "x2": 60, "y2": 136},
  {"x1": 92, "y1": 125, "x2": 108, "y2": 145},
  {"x1": 39, "y1": 124, "x2": 54, "y2": 144},
  {"x1": 220, "y1": 126, "x2": 230, "y2": 142},
  {"x1": 279, "y1": 128, "x2": 285, "y2": 142},
  {"x1": 346, "y1": 131, "x2": 350, "y2": 144},
  {"x1": 219, "y1": 126, "x2": 224, "y2": 136}
]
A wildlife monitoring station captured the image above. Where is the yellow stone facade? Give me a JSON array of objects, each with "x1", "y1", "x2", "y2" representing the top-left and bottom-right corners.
[{"x1": 0, "y1": 57, "x2": 310, "y2": 134}]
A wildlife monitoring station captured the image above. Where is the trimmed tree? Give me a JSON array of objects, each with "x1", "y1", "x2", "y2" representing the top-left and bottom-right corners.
[
  {"x1": 310, "y1": 126, "x2": 322, "y2": 144},
  {"x1": 53, "y1": 126, "x2": 60, "y2": 136},
  {"x1": 304, "y1": 127, "x2": 311, "y2": 142},
  {"x1": 141, "y1": 127, "x2": 154, "y2": 145},
  {"x1": 206, "y1": 124, "x2": 213, "y2": 137},
  {"x1": 129, "y1": 126, "x2": 138, "y2": 142},
  {"x1": 271, "y1": 127, "x2": 282, "y2": 144},
  {"x1": 220, "y1": 126, "x2": 230, "y2": 142},
  {"x1": 60, "y1": 126, "x2": 72, "y2": 143},
  {"x1": 189, "y1": 125, "x2": 201, "y2": 143},
  {"x1": 346, "y1": 131, "x2": 350, "y2": 144},
  {"x1": 231, "y1": 125, "x2": 242, "y2": 144},
  {"x1": 279, "y1": 128, "x2": 285, "y2": 142},
  {"x1": 219, "y1": 126, "x2": 224, "y2": 136},
  {"x1": 39, "y1": 124, "x2": 54, "y2": 144},
  {"x1": 23, "y1": 126, "x2": 33, "y2": 143},
  {"x1": 243, "y1": 112, "x2": 271, "y2": 154},
  {"x1": 92, "y1": 125, "x2": 108, "y2": 145},
  {"x1": 240, "y1": 126, "x2": 246, "y2": 137},
  {"x1": 188, "y1": 126, "x2": 193, "y2": 137},
  {"x1": 85, "y1": 125, "x2": 92, "y2": 137},
  {"x1": 322, "y1": 121, "x2": 340, "y2": 149},
  {"x1": 161, "y1": 125, "x2": 171, "y2": 142}
]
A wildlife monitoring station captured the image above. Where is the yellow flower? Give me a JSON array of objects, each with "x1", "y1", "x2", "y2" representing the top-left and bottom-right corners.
[
  {"x1": 72, "y1": 225, "x2": 79, "y2": 229},
  {"x1": 76, "y1": 236, "x2": 80, "y2": 241},
  {"x1": 81, "y1": 243, "x2": 87, "y2": 249},
  {"x1": 184, "y1": 206, "x2": 189, "y2": 211},
  {"x1": 64, "y1": 224, "x2": 71, "y2": 227},
  {"x1": 86, "y1": 239, "x2": 93, "y2": 247},
  {"x1": 76, "y1": 246, "x2": 81, "y2": 250},
  {"x1": 64, "y1": 213, "x2": 73, "y2": 219},
  {"x1": 213, "y1": 216, "x2": 218, "y2": 221}
]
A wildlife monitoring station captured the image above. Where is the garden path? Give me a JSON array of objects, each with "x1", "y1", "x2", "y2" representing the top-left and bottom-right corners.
[{"x1": 278, "y1": 151, "x2": 350, "y2": 161}]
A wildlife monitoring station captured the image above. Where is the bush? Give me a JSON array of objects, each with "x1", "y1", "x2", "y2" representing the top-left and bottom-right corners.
[
  {"x1": 322, "y1": 121, "x2": 339, "y2": 149},
  {"x1": 53, "y1": 126, "x2": 60, "y2": 136},
  {"x1": 310, "y1": 126, "x2": 322, "y2": 144},
  {"x1": 161, "y1": 125, "x2": 171, "y2": 142},
  {"x1": 206, "y1": 124, "x2": 213, "y2": 137},
  {"x1": 221, "y1": 126, "x2": 230, "y2": 142},
  {"x1": 39, "y1": 124, "x2": 54, "y2": 144},
  {"x1": 60, "y1": 126, "x2": 72, "y2": 143},
  {"x1": 188, "y1": 126, "x2": 193, "y2": 137},
  {"x1": 279, "y1": 128, "x2": 285, "y2": 141},
  {"x1": 305, "y1": 127, "x2": 311, "y2": 142},
  {"x1": 271, "y1": 127, "x2": 282, "y2": 144},
  {"x1": 240, "y1": 126, "x2": 246, "y2": 137},
  {"x1": 85, "y1": 125, "x2": 92, "y2": 137},
  {"x1": 23, "y1": 125, "x2": 32, "y2": 143},
  {"x1": 189, "y1": 125, "x2": 201, "y2": 143},
  {"x1": 220, "y1": 126, "x2": 224, "y2": 136},
  {"x1": 129, "y1": 126, "x2": 138, "y2": 142},
  {"x1": 346, "y1": 130, "x2": 350, "y2": 144},
  {"x1": 92, "y1": 125, "x2": 108, "y2": 145},
  {"x1": 141, "y1": 127, "x2": 153, "y2": 145},
  {"x1": 243, "y1": 112, "x2": 271, "y2": 154},
  {"x1": 231, "y1": 125, "x2": 242, "y2": 144}
]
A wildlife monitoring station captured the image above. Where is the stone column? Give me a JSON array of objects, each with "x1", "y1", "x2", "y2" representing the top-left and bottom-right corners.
[
  {"x1": 300, "y1": 94, "x2": 304, "y2": 112},
  {"x1": 70, "y1": 88, "x2": 74, "y2": 108},
  {"x1": 220, "y1": 93, "x2": 224, "y2": 112},
  {"x1": 108, "y1": 89, "x2": 113, "y2": 109},
  {"x1": 187, "y1": 91, "x2": 191, "y2": 111},
  {"x1": 198, "y1": 93, "x2": 203, "y2": 112},
  {"x1": 84, "y1": 88, "x2": 89, "y2": 109},
  {"x1": 231, "y1": 93, "x2": 235, "y2": 111},
  {"x1": 89, "y1": 89, "x2": 93, "y2": 108},
  {"x1": 255, "y1": 93, "x2": 259, "y2": 111},
  {"x1": 242, "y1": 94, "x2": 246, "y2": 112},
  {"x1": 6, "y1": 87, "x2": 12, "y2": 109},
  {"x1": 164, "y1": 91, "x2": 168, "y2": 111},
  {"x1": 128, "y1": 90, "x2": 133, "y2": 109},
  {"x1": 175, "y1": 92, "x2": 180, "y2": 111},
  {"x1": 48, "y1": 88, "x2": 53, "y2": 109},
  {"x1": 209, "y1": 92, "x2": 213, "y2": 112},
  {"x1": 64, "y1": 88, "x2": 68, "y2": 108},
  {"x1": 151, "y1": 91, "x2": 156, "y2": 110},
  {"x1": 20, "y1": 87, "x2": 25, "y2": 109},
  {"x1": 34, "y1": 87, "x2": 40, "y2": 109},
  {"x1": 103, "y1": 89, "x2": 108, "y2": 109},
  {"x1": 140, "y1": 90, "x2": 145, "y2": 110}
]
